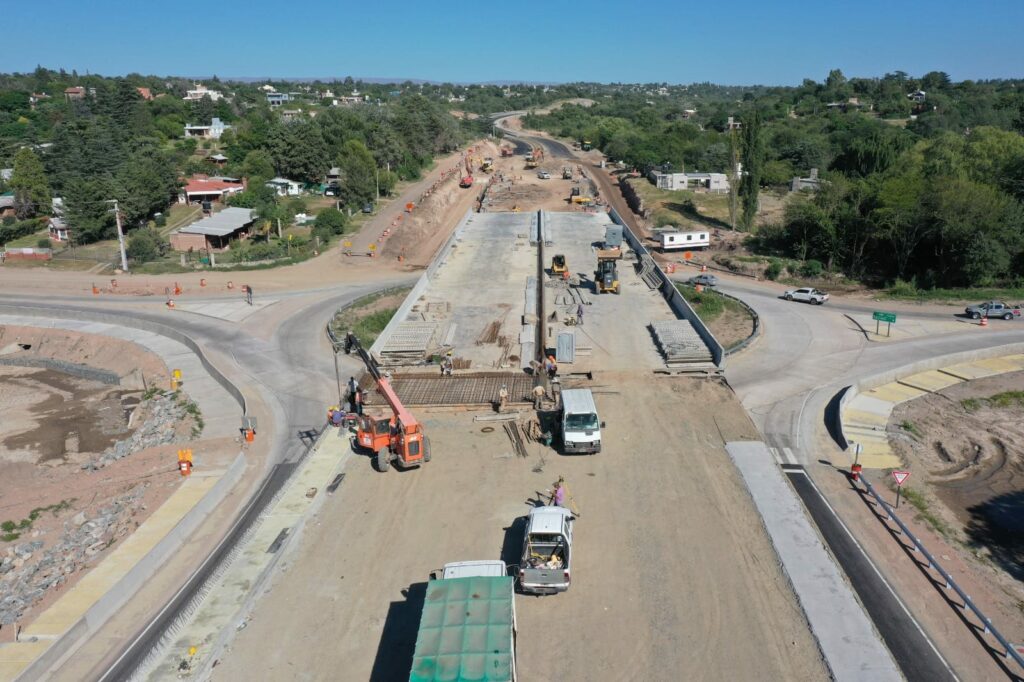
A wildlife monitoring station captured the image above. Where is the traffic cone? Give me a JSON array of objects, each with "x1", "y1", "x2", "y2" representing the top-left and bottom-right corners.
[{"x1": 980, "y1": 316, "x2": 988, "y2": 327}]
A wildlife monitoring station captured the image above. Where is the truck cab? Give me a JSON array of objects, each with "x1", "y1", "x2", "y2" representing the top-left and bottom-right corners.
[
  {"x1": 519, "y1": 506, "x2": 574, "y2": 595},
  {"x1": 560, "y1": 388, "x2": 602, "y2": 454}
]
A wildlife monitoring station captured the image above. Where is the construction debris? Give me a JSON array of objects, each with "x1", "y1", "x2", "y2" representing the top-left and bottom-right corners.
[{"x1": 503, "y1": 421, "x2": 529, "y2": 458}]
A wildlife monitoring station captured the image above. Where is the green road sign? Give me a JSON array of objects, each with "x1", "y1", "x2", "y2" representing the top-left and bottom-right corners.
[{"x1": 872, "y1": 311, "x2": 897, "y2": 324}]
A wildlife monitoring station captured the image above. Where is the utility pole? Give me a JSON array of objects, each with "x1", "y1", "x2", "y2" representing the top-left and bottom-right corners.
[
  {"x1": 108, "y1": 199, "x2": 129, "y2": 272},
  {"x1": 728, "y1": 130, "x2": 739, "y2": 232}
]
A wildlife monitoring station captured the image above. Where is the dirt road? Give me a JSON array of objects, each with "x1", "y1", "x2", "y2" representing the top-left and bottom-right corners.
[{"x1": 214, "y1": 378, "x2": 825, "y2": 681}]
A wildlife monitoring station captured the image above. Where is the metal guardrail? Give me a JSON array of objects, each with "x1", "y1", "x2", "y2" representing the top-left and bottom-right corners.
[{"x1": 856, "y1": 475, "x2": 1024, "y2": 673}]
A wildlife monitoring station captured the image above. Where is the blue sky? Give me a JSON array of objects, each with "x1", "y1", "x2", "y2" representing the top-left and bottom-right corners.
[{"x1": 3, "y1": 0, "x2": 1023, "y2": 84}]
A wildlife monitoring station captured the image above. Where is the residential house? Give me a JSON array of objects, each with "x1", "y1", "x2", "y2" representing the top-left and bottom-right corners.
[
  {"x1": 266, "y1": 92, "x2": 289, "y2": 107},
  {"x1": 649, "y1": 171, "x2": 729, "y2": 194},
  {"x1": 266, "y1": 177, "x2": 302, "y2": 196},
  {"x1": 280, "y1": 109, "x2": 302, "y2": 122},
  {"x1": 64, "y1": 86, "x2": 85, "y2": 101},
  {"x1": 179, "y1": 175, "x2": 245, "y2": 205},
  {"x1": 169, "y1": 207, "x2": 256, "y2": 252},
  {"x1": 790, "y1": 168, "x2": 823, "y2": 192},
  {"x1": 0, "y1": 168, "x2": 12, "y2": 183},
  {"x1": 0, "y1": 193, "x2": 14, "y2": 218},
  {"x1": 320, "y1": 89, "x2": 336, "y2": 99},
  {"x1": 209, "y1": 153, "x2": 228, "y2": 167},
  {"x1": 29, "y1": 93, "x2": 50, "y2": 110},
  {"x1": 183, "y1": 84, "x2": 224, "y2": 101},
  {"x1": 260, "y1": 84, "x2": 276, "y2": 92},
  {"x1": 136, "y1": 87, "x2": 154, "y2": 100},
  {"x1": 908, "y1": 90, "x2": 926, "y2": 103},
  {"x1": 47, "y1": 197, "x2": 68, "y2": 241},
  {"x1": 725, "y1": 116, "x2": 742, "y2": 131},
  {"x1": 184, "y1": 117, "x2": 232, "y2": 140},
  {"x1": 681, "y1": 109, "x2": 697, "y2": 119},
  {"x1": 826, "y1": 97, "x2": 864, "y2": 112},
  {"x1": 325, "y1": 167, "x2": 342, "y2": 185}
]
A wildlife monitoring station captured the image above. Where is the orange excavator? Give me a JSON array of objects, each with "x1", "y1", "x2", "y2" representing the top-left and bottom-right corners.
[
  {"x1": 344, "y1": 332, "x2": 430, "y2": 472},
  {"x1": 459, "y1": 155, "x2": 474, "y2": 188}
]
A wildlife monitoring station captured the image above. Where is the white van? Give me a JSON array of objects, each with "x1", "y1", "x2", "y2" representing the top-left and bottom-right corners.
[
  {"x1": 660, "y1": 230, "x2": 709, "y2": 251},
  {"x1": 560, "y1": 388, "x2": 602, "y2": 454}
]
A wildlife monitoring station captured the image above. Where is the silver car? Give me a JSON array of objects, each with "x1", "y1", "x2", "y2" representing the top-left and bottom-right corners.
[
  {"x1": 784, "y1": 287, "x2": 829, "y2": 304},
  {"x1": 688, "y1": 274, "x2": 718, "y2": 287}
]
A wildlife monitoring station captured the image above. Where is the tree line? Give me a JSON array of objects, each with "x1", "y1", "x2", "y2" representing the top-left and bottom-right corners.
[{"x1": 526, "y1": 71, "x2": 1024, "y2": 288}]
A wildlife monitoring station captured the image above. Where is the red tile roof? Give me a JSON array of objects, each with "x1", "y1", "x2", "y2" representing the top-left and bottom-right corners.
[
  {"x1": 183, "y1": 175, "x2": 244, "y2": 195},
  {"x1": 137, "y1": 87, "x2": 153, "y2": 100}
]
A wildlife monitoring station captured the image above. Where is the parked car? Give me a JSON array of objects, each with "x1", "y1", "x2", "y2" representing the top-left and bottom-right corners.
[
  {"x1": 537, "y1": 171, "x2": 551, "y2": 179},
  {"x1": 687, "y1": 274, "x2": 718, "y2": 287},
  {"x1": 784, "y1": 287, "x2": 829, "y2": 304},
  {"x1": 964, "y1": 301, "x2": 1021, "y2": 320},
  {"x1": 324, "y1": 183, "x2": 341, "y2": 197}
]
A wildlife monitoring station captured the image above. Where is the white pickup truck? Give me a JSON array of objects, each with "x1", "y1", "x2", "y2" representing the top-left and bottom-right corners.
[{"x1": 518, "y1": 505, "x2": 574, "y2": 595}]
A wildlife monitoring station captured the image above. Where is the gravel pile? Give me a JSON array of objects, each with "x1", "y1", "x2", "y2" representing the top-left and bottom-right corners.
[
  {"x1": 83, "y1": 394, "x2": 190, "y2": 470},
  {"x1": 0, "y1": 483, "x2": 148, "y2": 626}
]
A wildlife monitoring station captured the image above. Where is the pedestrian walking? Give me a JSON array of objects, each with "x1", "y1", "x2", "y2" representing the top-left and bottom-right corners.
[
  {"x1": 245, "y1": 285, "x2": 253, "y2": 306},
  {"x1": 577, "y1": 304, "x2": 584, "y2": 326}
]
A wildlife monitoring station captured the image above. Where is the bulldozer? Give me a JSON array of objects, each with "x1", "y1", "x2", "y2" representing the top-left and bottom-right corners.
[
  {"x1": 481, "y1": 157, "x2": 494, "y2": 173},
  {"x1": 594, "y1": 250, "x2": 621, "y2": 294},
  {"x1": 551, "y1": 254, "x2": 568, "y2": 277}
]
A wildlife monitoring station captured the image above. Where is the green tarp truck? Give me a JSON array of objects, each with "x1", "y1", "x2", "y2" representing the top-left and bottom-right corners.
[{"x1": 410, "y1": 571, "x2": 517, "y2": 682}]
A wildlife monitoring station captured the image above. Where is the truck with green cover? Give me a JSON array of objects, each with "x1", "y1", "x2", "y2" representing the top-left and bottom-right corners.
[{"x1": 410, "y1": 562, "x2": 517, "y2": 682}]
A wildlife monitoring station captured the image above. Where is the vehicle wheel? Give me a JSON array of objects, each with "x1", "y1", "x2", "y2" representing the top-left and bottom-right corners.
[
  {"x1": 1004, "y1": 313, "x2": 1013, "y2": 320},
  {"x1": 785, "y1": 294, "x2": 793, "y2": 301},
  {"x1": 422, "y1": 436, "x2": 432, "y2": 463},
  {"x1": 814, "y1": 299, "x2": 823, "y2": 305},
  {"x1": 971, "y1": 312, "x2": 981, "y2": 320},
  {"x1": 375, "y1": 449, "x2": 391, "y2": 473}
]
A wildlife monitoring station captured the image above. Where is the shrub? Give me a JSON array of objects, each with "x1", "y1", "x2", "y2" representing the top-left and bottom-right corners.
[
  {"x1": 37, "y1": 237, "x2": 51, "y2": 249},
  {"x1": 765, "y1": 260, "x2": 783, "y2": 281},
  {"x1": 154, "y1": 213, "x2": 167, "y2": 227},
  {"x1": 799, "y1": 259, "x2": 823, "y2": 278},
  {"x1": 127, "y1": 228, "x2": 166, "y2": 263},
  {"x1": 888, "y1": 278, "x2": 919, "y2": 298},
  {"x1": 314, "y1": 207, "x2": 348, "y2": 236}
]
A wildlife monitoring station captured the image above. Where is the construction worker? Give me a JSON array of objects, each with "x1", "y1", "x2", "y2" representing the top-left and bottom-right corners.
[
  {"x1": 348, "y1": 376, "x2": 358, "y2": 402},
  {"x1": 245, "y1": 285, "x2": 253, "y2": 306},
  {"x1": 498, "y1": 384, "x2": 509, "y2": 413},
  {"x1": 533, "y1": 384, "x2": 546, "y2": 410},
  {"x1": 354, "y1": 388, "x2": 363, "y2": 415},
  {"x1": 549, "y1": 476, "x2": 566, "y2": 506},
  {"x1": 545, "y1": 356, "x2": 558, "y2": 380}
]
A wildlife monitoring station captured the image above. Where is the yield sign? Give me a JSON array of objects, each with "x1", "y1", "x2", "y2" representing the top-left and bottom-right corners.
[{"x1": 892, "y1": 471, "x2": 911, "y2": 486}]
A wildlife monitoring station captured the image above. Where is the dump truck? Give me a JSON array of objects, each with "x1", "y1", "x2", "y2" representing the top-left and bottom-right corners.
[
  {"x1": 594, "y1": 249, "x2": 620, "y2": 294},
  {"x1": 551, "y1": 254, "x2": 567, "y2": 276},
  {"x1": 562, "y1": 167, "x2": 572, "y2": 179},
  {"x1": 411, "y1": 561, "x2": 517, "y2": 682},
  {"x1": 519, "y1": 506, "x2": 574, "y2": 595}
]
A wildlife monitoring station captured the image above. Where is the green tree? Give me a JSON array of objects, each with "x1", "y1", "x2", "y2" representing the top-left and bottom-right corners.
[
  {"x1": 243, "y1": 150, "x2": 275, "y2": 181},
  {"x1": 9, "y1": 147, "x2": 50, "y2": 218},
  {"x1": 126, "y1": 227, "x2": 164, "y2": 263},
  {"x1": 739, "y1": 110, "x2": 764, "y2": 230},
  {"x1": 313, "y1": 207, "x2": 348, "y2": 235},
  {"x1": 337, "y1": 139, "x2": 377, "y2": 206}
]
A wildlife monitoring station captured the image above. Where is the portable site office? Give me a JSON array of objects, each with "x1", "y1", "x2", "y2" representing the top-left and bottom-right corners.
[
  {"x1": 659, "y1": 230, "x2": 710, "y2": 251},
  {"x1": 410, "y1": 575, "x2": 517, "y2": 682}
]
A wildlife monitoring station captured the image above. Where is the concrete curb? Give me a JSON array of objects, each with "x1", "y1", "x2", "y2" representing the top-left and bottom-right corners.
[
  {"x1": 16, "y1": 456, "x2": 248, "y2": 682},
  {"x1": 834, "y1": 341, "x2": 1024, "y2": 451},
  {"x1": 0, "y1": 304, "x2": 247, "y2": 416}
]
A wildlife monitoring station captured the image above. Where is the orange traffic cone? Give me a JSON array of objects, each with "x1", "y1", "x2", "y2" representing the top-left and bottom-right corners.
[{"x1": 980, "y1": 316, "x2": 988, "y2": 327}]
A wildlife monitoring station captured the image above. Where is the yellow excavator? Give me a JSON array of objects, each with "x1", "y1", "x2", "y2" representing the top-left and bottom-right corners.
[
  {"x1": 594, "y1": 250, "x2": 620, "y2": 294},
  {"x1": 551, "y1": 254, "x2": 568, "y2": 277}
]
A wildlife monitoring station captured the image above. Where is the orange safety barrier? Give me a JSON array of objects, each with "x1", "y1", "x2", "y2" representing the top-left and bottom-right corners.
[
  {"x1": 174, "y1": 283, "x2": 182, "y2": 295},
  {"x1": 227, "y1": 281, "x2": 234, "y2": 289},
  {"x1": 200, "y1": 278, "x2": 207, "y2": 287},
  {"x1": 980, "y1": 316, "x2": 988, "y2": 327},
  {"x1": 92, "y1": 285, "x2": 99, "y2": 295},
  {"x1": 244, "y1": 429, "x2": 255, "y2": 443}
]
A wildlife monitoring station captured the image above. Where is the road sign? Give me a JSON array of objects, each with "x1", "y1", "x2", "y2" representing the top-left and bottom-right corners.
[
  {"x1": 872, "y1": 311, "x2": 897, "y2": 337},
  {"x1": 892, "y1": 471, "x2": 910, "y2": 486}
]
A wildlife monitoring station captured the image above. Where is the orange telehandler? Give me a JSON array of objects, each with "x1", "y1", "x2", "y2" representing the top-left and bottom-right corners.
[
  {"x1": 344, "y1": 332, "x2": 430, "y2": 472},
  {"x1": 459, "y1": 156, "x2": 474, "y2": 188}
]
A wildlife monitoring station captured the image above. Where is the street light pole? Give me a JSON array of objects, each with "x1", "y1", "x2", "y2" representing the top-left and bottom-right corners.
[{"x1": 108, "y1": 199, "x2": 129, "y2": 272}]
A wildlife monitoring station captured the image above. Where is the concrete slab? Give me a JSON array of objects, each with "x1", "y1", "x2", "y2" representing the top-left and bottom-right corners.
[
  {"x1": 0, "y1": 641, "x2": 50, "y2": 681},
  {"x1": 843, "y1": 408, "x2": 889, "y2": 429},
  {"x1": 863, "y1": 382, "x2": 927, "y2": 404},
  {"x1": 898, "y1": 369, "x2": 963, "y2": 393},
  {"x1": 847, "y1": 393, "x2": 895, "y2": 418},
  {"x1": 726, "y1": 441, "x2": 901, "y2": 681},
  {"x1": 941, "y1": 359, "x2": 1015, "y2": 380},
  {"x1": 144, "y1": 431, "x2": 348, "y2": 678},
  {"x1": 176, "y1": 298, "x2": 277, "y2": 322}
]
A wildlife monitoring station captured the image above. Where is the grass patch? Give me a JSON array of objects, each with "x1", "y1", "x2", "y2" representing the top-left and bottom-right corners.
[
  {"x1": 2, "y1": 499, "x2": 77, "y2": 542},
  {"x1": 329, "y1": 286, "x2": 412, "y2": 348},
  {"x1": 173, "y1": 390, "x2": 205, "y2": 438},
  {"x1": 676, "y1": 284, "x2": 741, "y2": 323},
  {"x1": 626, "y1": 179, "x2": 732, "y2": 230},
  {"x1": 961, "y1": 391, "x2": 1024, "y2": 412},
  {"x1": 884, "y1": 280, "x2": 1024, "y2": 303},
  {"x1": 899, "y1": 420, "x2": 921, "y2": 438},
  {"x1": 898, "y1": 486, "x2": 951, "y2": 537}
]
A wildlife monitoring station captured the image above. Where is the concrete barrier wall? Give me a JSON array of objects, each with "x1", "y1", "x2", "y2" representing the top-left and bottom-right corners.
[
  {"x1": 714, "y1": 289, "x2": 761, "y2": 356},
  {"x1": 369, "y1": 209, "x2": 473, "y2": 358},
  {"x1": 16, "y1": 453, "x2": 248, "y2": 681},
  {"x1": 836, "y1": 341, "x2": 1024, "y2": 450},
  {"x1": 0, "y1": 304, "x2": 247, "y2": 416},
  {"x1": 608, "y1": 208, "x2": 725, "y2": 368}
]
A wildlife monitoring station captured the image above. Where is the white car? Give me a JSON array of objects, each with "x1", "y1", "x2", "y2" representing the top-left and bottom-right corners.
[
  {"x1": 784, "y1": 287, "x2": 829, "y2": 305},
  {"x1": 537, "y1": 171, "x2": 551, "y2": 179}
]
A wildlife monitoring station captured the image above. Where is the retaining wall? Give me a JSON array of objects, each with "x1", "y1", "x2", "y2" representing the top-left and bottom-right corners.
[
  {"x1": 0, "y1": 356, "x2": 121, "y2": 385},
  {"x1": 835, "y1": 340, "x2": 1024, "y2": 450},
  {"x1": 609, "y1": 208, "x2": 725, "y2": 368}
]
